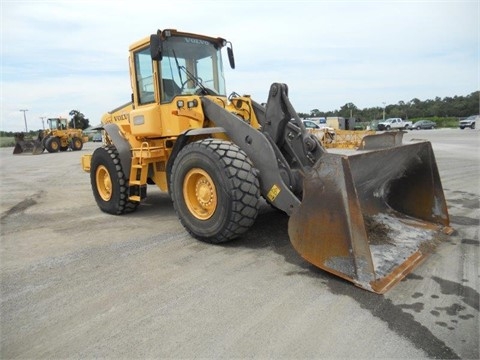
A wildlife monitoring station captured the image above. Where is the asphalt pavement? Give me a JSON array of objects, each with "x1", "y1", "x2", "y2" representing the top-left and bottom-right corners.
[{"x1": 1, "y1": 128, "x2": 478, "y2": 359}]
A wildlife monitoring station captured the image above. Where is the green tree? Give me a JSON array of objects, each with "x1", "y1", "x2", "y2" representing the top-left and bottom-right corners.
[
  {"x1": 339, "y1": 103, "x2": 358, "y2": 118},
  {"x1": 309, "y1": 91, "x2": 478, "y2": 123},
  {"x1": 69, "y1": 110, "x2": 90, "y2": 130}
]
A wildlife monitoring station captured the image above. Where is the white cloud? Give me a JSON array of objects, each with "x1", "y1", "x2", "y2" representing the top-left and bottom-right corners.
[{"x1": 1, "y1": 0, "x2": 478, "y2": 131}]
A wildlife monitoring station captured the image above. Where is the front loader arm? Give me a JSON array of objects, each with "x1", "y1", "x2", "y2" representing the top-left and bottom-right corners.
[
  {"x1": 202, "y1": 83, "x2": 326, "y2": 213},
  {"x1": 202, "y1": 97, "x2": 300, "y2": 215}
]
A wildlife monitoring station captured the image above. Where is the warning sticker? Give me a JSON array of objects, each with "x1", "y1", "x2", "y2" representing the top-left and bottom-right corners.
[{"x1": 267, "y1": 184, "x2": 281, "y2": 202}]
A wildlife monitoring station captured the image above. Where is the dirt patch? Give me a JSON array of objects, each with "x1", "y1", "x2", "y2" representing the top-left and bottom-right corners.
[
  {"x1": 364, "y1": 215, "x2": 393, "y2": 245},
  {"x1": 1, "y1": 197, "x2": 37, "y2": 220}
]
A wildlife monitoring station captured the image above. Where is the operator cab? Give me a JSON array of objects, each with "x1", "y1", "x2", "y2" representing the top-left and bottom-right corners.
[
  {"x1": 48, "y1": 118, "x2": 68, "y2": 130},
  {"x1": 132, "y1": 29, "x2": 235, "y2": 105}
]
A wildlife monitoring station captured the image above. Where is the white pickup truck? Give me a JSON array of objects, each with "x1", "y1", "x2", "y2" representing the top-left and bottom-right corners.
[{"x1": 377, "y1": 118, "x2": 412, "y2": 130}]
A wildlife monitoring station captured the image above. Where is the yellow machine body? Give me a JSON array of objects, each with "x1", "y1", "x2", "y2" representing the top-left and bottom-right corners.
[{"x1": 81, "y1": 29, "x2": 451, "y2": 293}]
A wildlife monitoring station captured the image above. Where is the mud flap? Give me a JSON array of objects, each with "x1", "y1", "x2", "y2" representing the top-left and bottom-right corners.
[{"x1": 288, "y1": 141, "x2": 452, "y2": 293}]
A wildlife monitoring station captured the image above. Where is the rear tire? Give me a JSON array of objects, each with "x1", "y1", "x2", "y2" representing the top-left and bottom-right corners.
[
  {"x1": 471, "y1": 123, "x2": 475, "y2": 129},
  {"x1": 170, "y1": 139, "x2": 260, "y2": 243},
  {"x1": 71, "y1": 137, "x2": 83, "y2": 151},
  {"x1": 90, "y1": 145, "x2": 139, "y2": 215}
]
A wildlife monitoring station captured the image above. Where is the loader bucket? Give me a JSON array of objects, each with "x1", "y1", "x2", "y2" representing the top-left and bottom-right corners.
[
  {"x1": 358, "y1": 131, "x2": 406, "y2": 150},
  {"x1": 13, "y1": 142, "x2": 24, "y2": 154},
  {"x1": 288, "y1": 141, "x2": 452, "y2": 294},
  {"x1": 13, "y1": 134, "x2": 43, "y2": 155},
  {"x1": 13, "y1": 140, "x2": 43, "y2": 154},
  {"x1": 31, "y1": 141, "x2": 44, "y2": 155}
]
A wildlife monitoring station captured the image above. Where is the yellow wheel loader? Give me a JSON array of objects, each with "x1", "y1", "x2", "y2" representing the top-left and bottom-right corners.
[
  {"x1": 14, "y1": 117, "x2": 88, "y2": 154},
  {"x1": 41, "y1": 117, "x2": 88, "y2": 153},
  {"x1": 81, "y1": 29, "x2": 452, "y2": 293}
]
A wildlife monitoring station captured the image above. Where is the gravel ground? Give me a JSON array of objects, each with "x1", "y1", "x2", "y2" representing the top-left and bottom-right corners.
[{"x1": 1, "y1": 128, "x2": 478, "y2": 359}]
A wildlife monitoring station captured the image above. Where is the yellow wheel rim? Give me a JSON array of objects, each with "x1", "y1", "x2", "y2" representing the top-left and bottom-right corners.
[
  {"x1": 183, "y1": 168, "x2": 217, "y2": 220},
  {"x1": 51, "y1": 140, "x2": 59, "y2": 151},
  {"x1": 96, "y1": 165, "x2": 112, "y2": 201},
  {"x1": 74, "y1": 139, "x2": 81, "y2": 148}
]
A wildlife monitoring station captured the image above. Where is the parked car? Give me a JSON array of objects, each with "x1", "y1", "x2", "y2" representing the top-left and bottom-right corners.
[
  {"x1": 410, "y1": 120, "x2": 436, "y2": 130},
  {"x1": 92, "y1": 133, "x2": 102, "y2": 142},
  {"x1": 302, "y1": 120, "x2": 321, "y2": 129},
  {"x1": 302, "y1": 119, "x2": 331, "y2": 129},
  {"x1": 377, "y1": 118, "x2": 412, "y2": 130},
  {"x1": 301, "y1": 120, "x2": 335, "y2": 143},
  {"x1": 459, "y1": 115, "x2": 477, "y2": 129},
  {"x1": 302, "y1": 118, "x2": 326, "y2": 126}
]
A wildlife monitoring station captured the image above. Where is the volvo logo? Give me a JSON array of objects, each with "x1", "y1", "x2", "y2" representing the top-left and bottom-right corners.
[{"x1": 184, "y1": 38, "x2": 209, "y2": 46}]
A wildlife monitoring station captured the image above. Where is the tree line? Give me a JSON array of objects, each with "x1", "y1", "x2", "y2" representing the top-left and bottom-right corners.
[
  {"x1": 2, "y1": 92, "x2": 478, "y2": 137},
  {"x1": 304, "y1": 91, "x2": 479, "y2": 122}
]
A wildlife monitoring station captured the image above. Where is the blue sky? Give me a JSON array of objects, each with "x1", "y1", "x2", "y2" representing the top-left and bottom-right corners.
[{"x1": 1, "y1": 0, "x2": 478, "y2": 132}]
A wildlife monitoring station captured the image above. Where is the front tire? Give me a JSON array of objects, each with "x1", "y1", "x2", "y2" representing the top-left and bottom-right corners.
[
  {"x1": 170, "y1": 139, "x2": 260, "y2": 244},
  {"x1": 45, "y1": 137, "x2": 60, "y2": 153},
  {"x1": 90, "y1": 145, "x2": 139, "y2": 215}
]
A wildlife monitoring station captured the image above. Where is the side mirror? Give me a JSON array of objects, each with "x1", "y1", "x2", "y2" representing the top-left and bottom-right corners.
[
  {"x1": 227, "y1": 42, "x2": 235, "y2": 69},
  {"x1": 150, "y1": 34, "x2": 162, "y2": 61}
]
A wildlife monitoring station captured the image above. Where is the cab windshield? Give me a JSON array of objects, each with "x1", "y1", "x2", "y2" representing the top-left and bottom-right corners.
[
  {"x1": 48, "y1": 118, "x2": 67, "y2": 130},
  {"x1": 159, "y1": 35, "x2": 226, "y2": 102}
]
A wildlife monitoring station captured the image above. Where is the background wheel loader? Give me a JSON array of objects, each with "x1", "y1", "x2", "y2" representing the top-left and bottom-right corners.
[
  {"x1": 81, "y1": 29, "x2": 452, "y2": 293},
  {"x1": 13, "y1": 117, "x2": 88, "y2": 154}
]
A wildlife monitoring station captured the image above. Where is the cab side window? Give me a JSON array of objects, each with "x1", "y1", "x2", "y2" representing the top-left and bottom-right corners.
[{"x1": 134, "y1": 48, "x2": 155, "y2": 104}]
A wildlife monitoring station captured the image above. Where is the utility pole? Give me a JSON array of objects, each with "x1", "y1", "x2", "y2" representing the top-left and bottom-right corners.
[
  {"x1": 40, "y1": 116, "x2": 46, "y2": 129},
  {"x1": 382, "y1": 102, "x2": 386, "y2": 121},
  {"x1": 19, "y1": 109, "x2": 28, "y2": 132}
]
